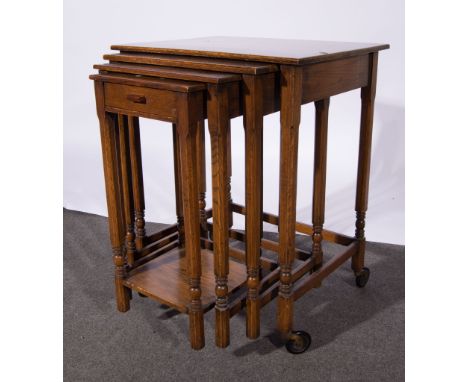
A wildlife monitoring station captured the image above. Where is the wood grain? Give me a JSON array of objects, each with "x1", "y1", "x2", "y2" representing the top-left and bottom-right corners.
[
  {"x1": 111, "y1": 36, "x2": 389, "y2": 65},
  {"x1": 230, "y1": 202, "x2": 355, "y2": 246},
  {"x1": 105, "y1": 52, "x2": 278, "y2": 74},
  {"x1": 95, "y1": 80, "x2": 130, "y2": 312},
  {"x1": 117, "y1": 114, "x2": 136, "y2": 266},
  {"x1": 91, "y1": 40, "x2": 388, "y2": 350},
  {"x1": 207, "y1": 83, "x2": 231, "y2": 347},
  {"x1": 277, "y1": 65, "x2": 303, "y2": 339},
  {"x1": 90, "y1": 73, "x2": 205, "y2": 92},
  {"x1": 176, "y1": 91, "x2": 205, "y2": 349},
  {"x1": 127, "y1": 117, "x2": 146, "y2": 251},
  {"x1": 172, "y1": 123, "x2": 184, "y2": 246},
  {"x1": 243, "y1": 74, "x2": 264, "y2": 339},
  {"x1": 104, "y1": 82, "x2": 179, "y2": 121},
  {"x1": 124, "y1": 247, "x2": 246, "y2": 313},
  {"x1": 196, "y1": 120, "x2": 207, "y2": 236},
  {"x1": 302, "y1": 55, "x2": 369, "y2": 104},
  {"x1": 312, "y1": 98, "x2": 330, "y2": 275},
  {"x1": 95, "y1": 62, "x2": 241, "y2": 84},
  {"x1": 353, "y1": 52, "x2": 379, "y2": 273}
]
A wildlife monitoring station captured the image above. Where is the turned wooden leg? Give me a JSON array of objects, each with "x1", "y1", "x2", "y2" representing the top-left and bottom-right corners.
[
  {"x1": 117, "y1": 114, "x2": 136, "y2": 267},
  {"x1": 128, "y1": 116, "x2": 146, "y2": 251},
  {"x1": 312, "y1": 99, "x2": 330, "y2": 277},
  {"x1": 172, "y1": 123, "x2": 185, "y2": 247},
  {"x1": 277, "y1": 66, "x2": 303, "y2": 339},
  {"x1": 353, "y1": 52, "x2": 379, "y2": 273},
  {"x1": 227, "y1": 124, "x2": 233, "y2": 228},
  {"x1": 177, "y1": 93, "x2": 205, "y2": 350},
  {"x1": 196, "y1": 120, "x2": 207, "y2": 236},
  {"x1": 243, "y1": 74, "x2": 264, "y2": 339},
  {"x1": 94, "y1": 81, "x2": 130, "y2": 312},
  {"x1": 207, "y1": 84, "x2": 231, "y2": 347}
]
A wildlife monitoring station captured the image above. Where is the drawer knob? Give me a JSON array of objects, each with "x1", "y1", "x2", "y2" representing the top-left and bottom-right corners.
[{"x1": 126, "y1": 94, "x2": 147, "y2": 104}]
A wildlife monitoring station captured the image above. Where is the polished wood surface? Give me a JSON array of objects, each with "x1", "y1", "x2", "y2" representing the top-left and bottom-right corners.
[
  {"x1": 100, "y1": 53, "x2": 371, "y2": 111},
  {"x1": 207, "y1": 83, "x2": 232, "y2": 347},
  {"x1": 301, "y1": 55, "x2": 369, "y2": 103},
  {"x1": 353, "y1": 52, "x2": 379, "y2": 274},
  {"x1": 172, "y1": 123, "x2": 184, "y2": 246},
  {"x1": 92, "y1": 39, "x2": 387, "y2": 352},
  {"x1": 104, "y1": 53, "x2": 278, "y2": 75},
  {"x1": 112, "y1": 36, "x2": 389, "y2": 65},
  {"x1": 94, "y1": 81, "x2": 130, "y2": 313},
  {"x1": 90, "y1": 73, "x2": 205, "y2": 92},
  {"x1": 293, "y1": 242, "x2": 359, "y2": 301},
  {"x1": 91, "y1": 74, "x2": 206, "y2": 123},
  {"x1": 105, "y1": 81, "x2": 180, "y2": 121},
  {"x1": 196, "y1": 120, "x2": 207, "y2": 237},
  {"x1": 230, "y1": 202, "x2": 355, "y2": 246},
  {"x1": 277, "y1": 65, "x2": 303, "y2": 339},
  {"x1": 243, "y1": 74, "x2": 264, "y2": 339},
  {"x1": 176, "y1": 91, "x2": 206, "y2": 349},
  {"x1": 124, "y1": 247, "x2": 246, "y2": 313},
  {"x1": 92, "y1": 72, "x2": 211, "y2": 349},
  {"x1": 311, "y1": 99, "x2": 330, "y2": 275},
  {"x1": 127, "y1": 117, "x2": 146, "y2": 250},
  {"x1": 117, "y1": 114, "x2": 136, "y2": 265}
]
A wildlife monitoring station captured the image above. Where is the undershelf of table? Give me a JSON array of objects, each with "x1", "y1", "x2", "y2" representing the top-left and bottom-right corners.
[{"x1": 123, "y1": 246, "x2": 247, "y2": 313}]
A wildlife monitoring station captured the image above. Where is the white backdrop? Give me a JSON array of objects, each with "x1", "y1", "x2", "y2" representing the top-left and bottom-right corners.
[{"x1": 64, "y1": 0, "x2": 404, "y2": 245}]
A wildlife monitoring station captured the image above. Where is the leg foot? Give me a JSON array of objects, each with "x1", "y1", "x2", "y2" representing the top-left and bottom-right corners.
[
  {"x1": 189, "y1": 309, "x2": 205, "y2": 350},
  {"x1": 115, "y1": 283, "x2": 130, "y2": 312}
]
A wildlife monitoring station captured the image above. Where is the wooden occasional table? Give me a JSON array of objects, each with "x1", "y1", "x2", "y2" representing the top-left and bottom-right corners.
[{"x1": 96, "y1": 36, "x2": 389, "y2": 353}]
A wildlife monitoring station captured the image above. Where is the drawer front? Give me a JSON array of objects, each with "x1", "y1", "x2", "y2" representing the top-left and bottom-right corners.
[{"x1": 104, "y1": 82, "x2": 178, "y2": 120}]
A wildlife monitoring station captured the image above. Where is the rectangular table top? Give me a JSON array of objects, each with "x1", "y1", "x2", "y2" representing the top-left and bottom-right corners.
[
  {"x1": 104, "y1": 53, "x2": 278, "y2": 75},
  {"x1": 111, "y1": 36, "x2": 389, "y2": 65},
  {"x1": 94, "y1": 63, "x2": 241, "y2": 84}
]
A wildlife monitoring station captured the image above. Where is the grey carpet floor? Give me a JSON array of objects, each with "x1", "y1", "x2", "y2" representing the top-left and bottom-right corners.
[{"x1": 64, "y1": 208, "x2": 404, "y2": 382}]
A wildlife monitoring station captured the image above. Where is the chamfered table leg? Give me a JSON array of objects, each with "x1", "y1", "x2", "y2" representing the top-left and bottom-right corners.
[
  {"x1": 277, "y1": 65, "x2": 303, "y2": 340},
  {"x1": 172, "y1": 123, "x2": 185, "y2": 247},
  {"x1": 94, "y1": 81, "x2": 130, "y2": 312},
  {"x1": 353, "y1": 52, "x2": 379, "y2": 274},
  {"x1": 312, "y1": 98, "x2": 330, "y2": 276},
  {"x1": 243, "y1": 74, "x2": 264, "y2": 339},
  {"x1": 173, "y1": 120, "x2": 208, "y2": 247},
  {"x1": 196, "y1": 120, "x2": 207, "y2": 235},
  {"x1": 207, "y1": 83, "x2": 231, "y2": 348},
  {"x1": 227, "y1": 124, "x2": 233, "y2": 228},
  {"x1": 117, "y1": 114, "x2": 136, "y2": 267},
  {"x1": 128, "y1": 116, "x2": 146, "y2": 251},
  {"x1": 177, "y1": 92, "x2": 205, "y2": 350}
]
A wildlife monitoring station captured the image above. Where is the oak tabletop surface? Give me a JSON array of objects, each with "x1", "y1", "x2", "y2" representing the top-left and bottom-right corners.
[
  {"x1": 94, "y1": 63, "x2": 242, "y2": 84},
  {"x1": 112, "y1": 36, "x2": 389, "y2": 65},
  {"x1": 103, "y1": 53, "x2": 278, "y2": 75}
]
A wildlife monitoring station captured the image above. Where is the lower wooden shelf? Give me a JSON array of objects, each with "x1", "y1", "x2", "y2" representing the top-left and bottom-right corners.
[{"x1": 123, "y1": 246, "x2": 247, "y2": 313}]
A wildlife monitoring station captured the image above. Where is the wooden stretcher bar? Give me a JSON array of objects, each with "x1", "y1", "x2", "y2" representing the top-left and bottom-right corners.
[{"x1": 230, "y1": 202, "x2": 355, "y2": 246}]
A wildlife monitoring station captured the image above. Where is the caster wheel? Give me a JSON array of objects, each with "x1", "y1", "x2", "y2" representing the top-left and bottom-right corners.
[
  {"x1": 138, "y1": 292, "x2": 148, "y2": 298},
  {"x1": 355, "y1": 267, "x2": 370, "y2": 288},
  {"x1": 285, "y1": 331, "x2": 311, "y2": 354}
]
